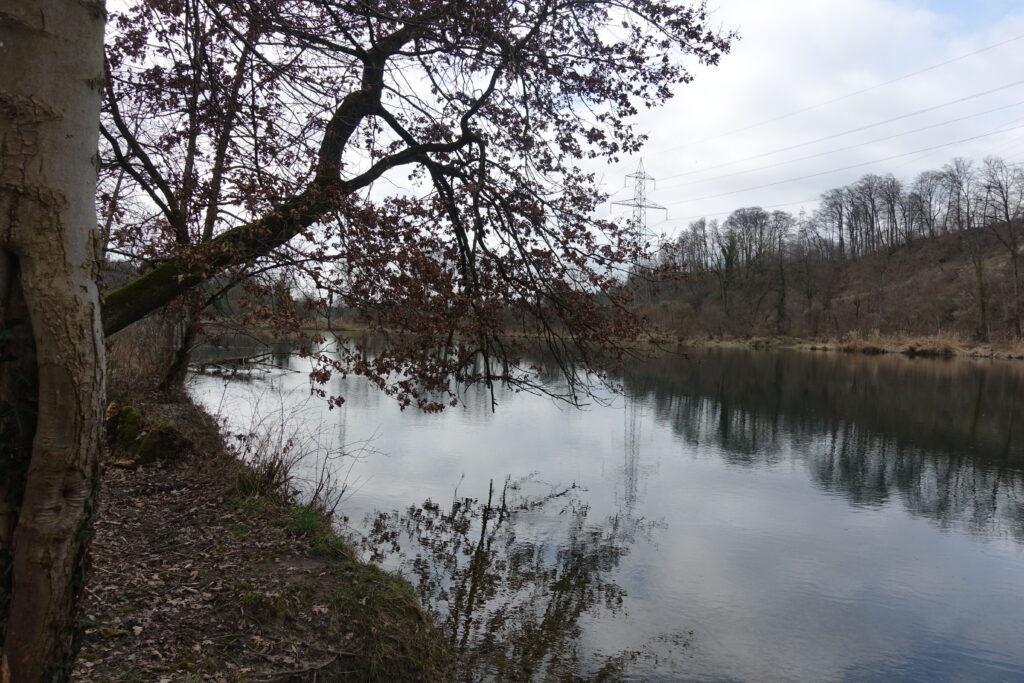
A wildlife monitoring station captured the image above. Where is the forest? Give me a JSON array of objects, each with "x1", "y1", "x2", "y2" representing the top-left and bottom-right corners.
[{"x1": 647, "y1": 155, "x2": 1024, "y2": 344}]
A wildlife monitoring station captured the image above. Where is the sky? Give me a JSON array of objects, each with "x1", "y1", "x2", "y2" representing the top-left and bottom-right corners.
[{"x1": 599, "y1": 0, "x2": 1024, "y2": 238}]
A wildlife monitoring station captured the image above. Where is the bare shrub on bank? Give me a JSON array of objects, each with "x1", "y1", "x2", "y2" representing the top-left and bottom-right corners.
[{"x1": 212, "y1": 385, "x2": 367, "y2": 523}]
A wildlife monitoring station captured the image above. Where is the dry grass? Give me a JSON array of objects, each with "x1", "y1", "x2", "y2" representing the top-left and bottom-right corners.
[
  {"x1": 837, "y1": 331, "x2": 962, "y2": 357},
  {"x1": 106, "y1": 313, "x2": 181, "y2": 398},
  {"x1": 796, "y1": 331, "x2": 1024, "y2": 360},
  {"x1": 671, "y1": 331, "x2": 1024, "y2": 361}
]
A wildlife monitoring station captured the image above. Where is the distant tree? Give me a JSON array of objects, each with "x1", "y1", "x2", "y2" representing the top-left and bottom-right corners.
[
  {"x1": 658, "y1": 154, "x2": 1024, "y2": 340},
  {"x1": 0, "y1": 0, "x2": 106, "y2": 678},
  {"x1": 819, "y1": 188, "x2": 847, "y2": 258},
  {"x1": 962, "y1": 229, "x2": 992, "y2": 342},
  {"x1": 980, "y1": 156, "x2": 1024, "y2": 339},
  {"x1": 711, "y1": 221, "x2": 739, "y2": 325},
  {"x1": 943, "y1": 158, "x2": 978, "y2": 233},
  {"x1": 911, "y1": 169, "x2": 946, "y2": 239},
  {"x1": 877, "y1": 174, "x2": 904, "y2": 246},
  {"x1": 723, "y1": 206, "x2": 771, "y2": 266},
  {"x1": 100, "y1": 0, "x2": 734, "y2": 407},
  {"x1": 851, "y1": 174, "x2": 882, "y2": 252},
  {"x1": 769, "y1": 210, "x2": 794, "y2": 334}
]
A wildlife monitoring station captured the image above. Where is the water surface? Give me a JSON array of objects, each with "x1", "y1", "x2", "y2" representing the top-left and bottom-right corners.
[{"x1": 190, "y1": 342, "x2": 1024, "y2": 681}]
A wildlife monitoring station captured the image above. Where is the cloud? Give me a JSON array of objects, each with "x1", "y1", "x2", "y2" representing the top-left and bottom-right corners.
[{"x1": 599, "y1": 0, "x2": 1024, "y2": 236}]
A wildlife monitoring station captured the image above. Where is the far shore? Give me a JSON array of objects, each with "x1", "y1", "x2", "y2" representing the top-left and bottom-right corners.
[
  {"x1": 201, "y1": 319, "x2": 1024, "y2": 362},
  {"x1": 666, "y1": 334, "x2": 1024, "y2": 362}
]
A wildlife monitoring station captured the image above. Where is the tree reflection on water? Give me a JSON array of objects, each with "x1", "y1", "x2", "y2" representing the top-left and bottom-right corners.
[
  {"x1": 625, "y1": 347, "x2": 1024, "y2": 541},
  {"x1": 361, "y1": 476, "x2": 681, "y2": 681},
  {"x1": 192, "y1": 341, "x2": 1024, "y2": 679}
]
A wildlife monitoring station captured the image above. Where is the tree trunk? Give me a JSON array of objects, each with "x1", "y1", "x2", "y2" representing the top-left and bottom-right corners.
[
  {"x1": 775, "y1": 249, "x2": 787, "y2": 336},
  {"x1": 1010, "y1": 252, "x2": 1022, "y2": 341},
  {"x1": 157, "y1": 310, "x2": 199, "y2": 395},
  {"x1": 0, "y1": 1, "x2": 106, "y2": 679},
  {"x1": 965, "y1": 234, "x2": 990, "y2": 343},
  {"x1": 974, "y1": 256, "x2": 990, "y2": 343}
]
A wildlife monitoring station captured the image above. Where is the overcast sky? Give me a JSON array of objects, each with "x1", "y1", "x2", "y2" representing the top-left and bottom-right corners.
[{"x1": 600, "y1": 0, "x2": 1024, "y2": 238}]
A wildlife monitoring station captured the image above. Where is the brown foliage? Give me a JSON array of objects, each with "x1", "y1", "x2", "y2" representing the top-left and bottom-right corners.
[{"x1": 100, "y1": 0, "x2": 734, "y2": 406}]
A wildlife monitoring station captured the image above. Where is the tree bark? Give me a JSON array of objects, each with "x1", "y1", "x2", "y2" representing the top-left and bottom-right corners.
[
  {"x1": 0, "y1": 1, "x2": 106, "y2": 679},
  {"x1": 157, "y1": 309, "x2": 198, "y2": 394}
]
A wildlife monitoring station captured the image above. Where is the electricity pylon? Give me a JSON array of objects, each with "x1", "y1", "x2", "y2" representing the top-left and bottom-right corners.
[{"x1": 612, "y1": 160, "x2": 666, "y2": 247}]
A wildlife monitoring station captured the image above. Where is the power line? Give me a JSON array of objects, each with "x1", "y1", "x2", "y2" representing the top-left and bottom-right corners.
[
  {"x1": 665, "y1": 31, "x2": 1024, "y2": 151},
  {"x1": 661, "y1": 121, "x2": 1024, "y2": 208},
  {"x1": 987, "y1": 135, "x2": 1024, "y2": 159},
  {"x1": 659, "y1": 77, "x2": 1024, "y2": 182},
  {"x1": 662, "y1": 160, "x2": 1024, "y2": 236},
  {"x1": 660, "y1": 157, "x2": 1024, "y2": 238},
  {"x1": 658, "y1": 99, "x2": 1024, "y2": 192},
  {"x1": 663, "y1": 162, "x2": 1024, "y2": 237}
]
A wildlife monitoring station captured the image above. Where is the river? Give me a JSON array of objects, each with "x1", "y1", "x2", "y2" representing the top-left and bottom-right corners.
[{"x1": 189, "y1": 339, "x2": 1024, "y2": 681}]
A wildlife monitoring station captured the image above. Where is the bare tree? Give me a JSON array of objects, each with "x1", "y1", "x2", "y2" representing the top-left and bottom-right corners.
[
  {"x1": 660, "y1": 155, "x2": 1024, "y2": 341},
  {"x1": 943, "y1": 158, "x2": 977, "y2": 233},
  {"x1": 912, "y1": 169, "x2": 946, "y2": 239},
  {"x1": 710, "y1": 220, "x2": 738, "y2": 326},
  {"x1": 980, "y1": 156, "x2": 1024, "y2": 339},
  {"x1": 820, "y1": 188, "x2": 847, "y2": 258}
]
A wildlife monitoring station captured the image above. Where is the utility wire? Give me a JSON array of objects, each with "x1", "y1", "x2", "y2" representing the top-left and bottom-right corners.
[
  {"x1": 665, "y1": 31, "x2": 1024, "y2": 151},
  {"x1": 661, "y1": 157, "x2": 1024, "y2": 231},
  {"x1": 658, "y1": 99, "x2": 1024, "y2": 192},
  {"x1": 662, "y1": 121, "x2": 1024, "y2": 208},
  {"x1": 659, "y1": 78, "x2": 1024, "y2": 182}
]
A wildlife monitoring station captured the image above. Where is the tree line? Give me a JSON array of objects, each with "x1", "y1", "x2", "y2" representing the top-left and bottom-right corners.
[{"x1": 656, "y1": 155, "x2": 1024, "y2": 341}]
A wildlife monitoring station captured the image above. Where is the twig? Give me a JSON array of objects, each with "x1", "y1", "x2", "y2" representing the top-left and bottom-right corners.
[{"x1": 251, "y1": 651, "x2": 357, "y2": 681}]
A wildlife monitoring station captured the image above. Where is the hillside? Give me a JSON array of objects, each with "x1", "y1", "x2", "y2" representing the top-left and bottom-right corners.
[{"x1": 646, "y1": 225, "x2": 1021, "y2": 345}]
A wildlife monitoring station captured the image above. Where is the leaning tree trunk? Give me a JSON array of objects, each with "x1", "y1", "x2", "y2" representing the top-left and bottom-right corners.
[
  {"x1": 0, "y1": 1, "x2": 106, "y2": 680},
  {"x1": 157, "y1": 308, "x2": 199, "y2": 394}
]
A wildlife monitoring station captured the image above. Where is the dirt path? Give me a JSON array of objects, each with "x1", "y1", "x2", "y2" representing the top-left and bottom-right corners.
[{"x1": 73, "y1": 400, "x2": 448, "y2": 682}]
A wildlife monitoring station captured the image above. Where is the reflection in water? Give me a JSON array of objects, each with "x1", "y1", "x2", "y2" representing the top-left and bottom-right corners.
[
  {"x1": 626, "y1": 349, "x2": 1024, "y2": 541},
  {"x1": 623, "y1": 394, "x2": 642, "y2": 512},
  {"x1": 190, "y1": 342, "x2": 1024, "y2": 681},
  {"x1": 361, "y1": 477, "x2": 677, "y2": 681}
]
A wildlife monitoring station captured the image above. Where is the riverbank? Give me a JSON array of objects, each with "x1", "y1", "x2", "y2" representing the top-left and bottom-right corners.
[
  {"x1": 203, "y1": 316, "x2": 1024, "y2": 363},
  {"x1": 73, "y1": 396, "x2": 450, "y2": 682},
  {"x1": 670, "y1": 333, "x2": 1024, "y2": 361}
]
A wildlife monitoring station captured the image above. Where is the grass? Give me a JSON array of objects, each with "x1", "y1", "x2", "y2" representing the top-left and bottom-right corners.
[
  {"x1": 221, "y1": 495, "x2": 452, "y2": 679},
  {"x1": 325, "y1": 550, "x2": 451, "y2": 680},
  {"x1": 811, "y1": 331, "x2": 1024, "y2": 360},
  {"x1": 224, "y1": 476, "x2": 453, "y2": 679},
  {"x1": 287, "y1": 503, "x2": 325, "y2": 534},
  {"x1": 274, "y1": 499, "x2": 452, "y2": 678}
]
